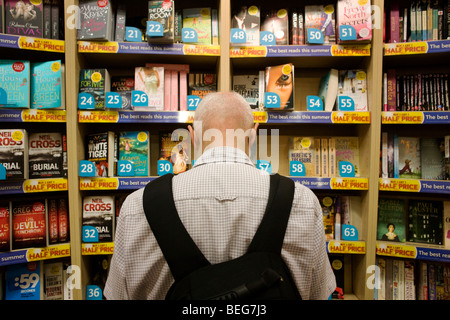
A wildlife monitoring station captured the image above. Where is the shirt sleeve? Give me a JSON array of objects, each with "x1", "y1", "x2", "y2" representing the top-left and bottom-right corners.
[{"x1": 309, "y1": 196, "x2": 337, "y2": 300}]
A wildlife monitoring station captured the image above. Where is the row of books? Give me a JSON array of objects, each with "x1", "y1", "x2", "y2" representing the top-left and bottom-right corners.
[
  {"x1": 289, "y1": 136, "x2": 360, "y2": 178},
  {"x1": 380, "y1": 134, "x2": 450, "y2": 180},
  {"x1": 0, "y1": 130, "x2": 67, "y2": 180},
  {"x1": 79, "y1": 66, "x2": 216, "y2": 111},
  {"x1": 232, "y1": 1, "x2": 372, "y2": 47},
  {"x1": 377, "y1": 198, "x2": 450, "y2": 247},
  {"x1": 0, "y1": 197, "x2": 69, "y2": 252},
  {"x1": 1, "y1": 260, "x2": 73, "y2": 300},
  {"x1": 383, "y1": 70, "x2": 450, "y2": 111},
  {"x1": 0, "y1": 60, "x2": 65, "y2": 109},
  {"x1": 0, "y1": 0, "x2": 64, "y2": 39},
  {"x1": 376, "y1": 257, "x2": 450, "y2": 300},
  {"x1": 385, "y1": 0, "x2": 450, "y2": 43}
]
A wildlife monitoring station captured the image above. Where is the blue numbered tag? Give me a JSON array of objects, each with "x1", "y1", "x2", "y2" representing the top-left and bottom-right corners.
[
  {"x1": 125, "y1": 26, "x2": 142, "y2": 42},
  {"x1": 339, "y1": 161, "x2": 355, "y2": 177},
  {"x1": 260, "y1": 31, "x2": 275, "y2": 46},
  {"x1": 257, "y1": 160, "x2": 272, "y2": 174},
  {"x1": 105, "y1": 92, "x2": 123, "y2": 109},
  {"x1": 264, "y1": 92, "x2": 281, "y2": 108},
  {"x1": 307, "y1": 95, "x2": 324, "y2": 111},
  {"x1": 230, "y1": 28, "x2": 246, "y2": 44},
  {"x1": 187, "y1": 95, "x2": 201, "y2": 111},
  {"x1": 339, "y1": 25, "x2": 357, "y2": 41},
  {"x1": 307, "y1": 28, "x2": 324, "y2": 44},
  {"x1": 118, "y1": 160, "x2": 134, "y2": 177},
  {"x1": 0, "y1": 88, "x2": 7, "y2": 105},
  {"x1": 0, "y1": 164, "x2": 5, "y2": 180},
  {"x1": 6, "y1": 263, "x2": 41, "y2": 300},
  {"x1": 79, "y1": 160, "x2": 95, "y2": 177},
  {"x1": 147, "y1": 21, "x2": 163, "y2": 37},
  {"x1": 78, "y1": 92, "x2": 95, "y2": 109},
  {"x1": 131, "y1": 90, "x2": 148, "y2": 107},
  {"x1": 82, "y1": 226, "x2": 98, "y2": 243},
  {"x1": 338, "y1": 96, "x2": 355, "y2": 111},
  {"x1": 342, "y1": 224, "x2": 359, "y2": 241},
  {"x1": 157, "y1": 160, "x2": 173, "y2": 176},
  {"x1": 290, "y1": 161, "x2": 306, "y2": 177},
  {"x1": 182, "y1": 28, "x2": 198, "y2": 43},
  {"x1": 86, "y1": 285, "x2": 103, "y2": 300}
]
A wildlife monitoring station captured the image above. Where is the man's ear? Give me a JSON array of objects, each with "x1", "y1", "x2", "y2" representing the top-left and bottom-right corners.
[
  {"x1": 249, "y1": 123, "x2": 259, "y2": 146},
  {"x1": 188, "y1": 125, "x2": 195, "y2": 146}
]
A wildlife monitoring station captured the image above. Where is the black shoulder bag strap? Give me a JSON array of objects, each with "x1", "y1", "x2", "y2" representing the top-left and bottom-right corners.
[{"x1": 143, "y1": 173, "x2": 295, "y2": 281}]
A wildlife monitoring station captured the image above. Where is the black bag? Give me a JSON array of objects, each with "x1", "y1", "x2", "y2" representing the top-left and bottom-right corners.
[{"x1": 143, "y1": 173, "x2": 302, "y2": 300}]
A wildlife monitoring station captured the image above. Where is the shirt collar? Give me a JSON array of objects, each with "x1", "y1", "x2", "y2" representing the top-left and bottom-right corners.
[{"x1": 193, "y1": 146, "x2": 255, "y2": 167}]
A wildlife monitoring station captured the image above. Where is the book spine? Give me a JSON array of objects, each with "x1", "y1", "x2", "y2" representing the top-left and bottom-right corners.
[
  {"x1": 328, "y1": 137, "x2": 336, "y2": 177},
  {"x1": 383, "y1": 72, "x2": 387, "y2": 111},
  {"x1": 48, "y1": 199, "x2": 58, "y2": 244},
  {"x1": 417, "y1": 2, "x2": 423, "y2": 41},
  {"x1": 171, "y1": 70, "x2": 178, "y2": 111},
  {"x1": 382, "y1": 132, "x2": 388, "y2": 178},
  {"x1": 164, "y1": 70, "x2": 171, "y2": 111},
  {"x1": 58, "y1": 198, "x2": 68, "y2": 243},
  {"x1": 390, "y1": 3, "x2": 400, "y2": 43},
  {"x1": 321, "y1": 138, "x2": 329, "y2": 177},
  {"x1": 394, "y1": 134, "x2": 399, "y2": 178},
  {"x1": 387, "y1": 69, "x2": 397, "y2": 111},
  {"x1": 404, "y1": 262, "x2": 416, "y2": 300},
  {"x1": 411, "y1": 3, "x2": 417, "y2": 41},
  {"x1": 314, "y1": 138, "x2": 321, "y2": 177},
  {"x1": 179, "y1": 71, "x2": 187, "y2": 111}
]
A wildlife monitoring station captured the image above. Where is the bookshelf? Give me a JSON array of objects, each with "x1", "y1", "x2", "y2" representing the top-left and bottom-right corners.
[{"x1": 1, "y1": 0, "x2": 450, "y2": 301}]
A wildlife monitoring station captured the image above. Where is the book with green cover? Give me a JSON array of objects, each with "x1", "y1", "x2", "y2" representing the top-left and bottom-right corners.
[{"x1": 377, "y1": 198, "x2": 406, "y2": 242}]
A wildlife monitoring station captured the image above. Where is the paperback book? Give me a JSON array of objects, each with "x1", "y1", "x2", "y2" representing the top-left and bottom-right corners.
[
  {"x1": 336, "y1": 0, "x2": 372, "y2": 43},
  {"x1": 5, "y1": 0, "x2": 44, "y2": 37},
  {"x1": 0, "y1": 60, "x2": 30, "y2": 108},
  {"x1": 159, "y1": 131, "x2": 191, "y2": 174},
  {"x1": 397, "y1": 137, "x2": 421, "y2": 179},
  {"x1": 231, "y1": 6, "x2": 260, "y2": 46},
  {"x1": 319, "y1": 196, "x2": 337, "y2": 240},
  {"x1": 82, "y1": 196, "x2": 114, "y2": 243},
  {"x1": 318, "y1": 68, "x2": 339, "y2": 111},
  {"x1": 377, "y1": 198, "x2": 406, "y2": 243},
  {"x1": 188, "y1": 73, "x2": 217, "y2": 100},
  {"x1": 110, "y1": 76, "x2": 134, "y2": 110},
  {"x1": 0, "y1": 203, "x2": 10, "y2": 252},
  {"x1": 0, "y1": 129, "x2": 28, "y2": 180},
  {"x1": 85, "y1": 131, "x2": 115, "y2": 177},
  {"x1": 31, "y1": 60, "x2": 65, "y2": 109},
  {"x1": 12, "y1": 200, "x2": 46, "y2": 249},
  {"x1": 147, "y1": 0, "x2": 175, "y2": 44},
  {"x1": 232, "y1": 74, "x2": 260, "y2": 109},
  {"x1": 44, "y1": 262, "x2": 63, "y2": 300},
  {"x1": 304, "y1": 4, "x2": 336, "y2": 44},
  {"x1": 79, "y1": 69, "x2": 111, "y2": 110},
  {"x1": 265, "y1": 63, "x2": 294, "y2": 110},
  {"x1": 134, "y1": 66, "x2": 164, "y2": 110},
  {"x1": 28, "y1": 132, "x2": 64, "y2": 178},
  {"x1": 408, "y1": 200, "x2": 443, "y2": 245},
  {"x1": 288, "y1": 137, "x2": 317, "y2": 177},
  {"x1": 421, "y1": 138, "x2": 445, "y2": 180},
  {"x1": 118, "y1": 131, "x2": 150, "y2": 177},
  {"x1": 334, "y1": 136, "x2": 360, "y2": 177},
  {"x1": 337, "y1": 69, "x2": 368, "y2": 111},
  {"x1": 77, "y1": 0, "x2": 114, "y2": 41},
  {"x1": 182, "y1": 7, "x2": 212, "y2": 45},
  {"x1": 260, "y1": 8, "x2": 289, "y2": 45}
]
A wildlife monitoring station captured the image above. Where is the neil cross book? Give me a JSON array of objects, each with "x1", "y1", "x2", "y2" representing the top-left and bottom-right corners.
[
  {"x1": 0, "y1": 129, "x2": 28, "y2": 180},
  {"x1": 82, "y1": 196, "x2": 114, "y2": 243},
  {"x1": 28, "y1": 132, "x2": 64, "y2": 178}
]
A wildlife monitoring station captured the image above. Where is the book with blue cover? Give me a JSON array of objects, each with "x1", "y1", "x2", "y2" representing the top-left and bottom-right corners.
[
  {"x1": 31, "y1": 60, "x2": 65, "y2": 109},
  {"x1": 0, "y1": 60, "x2": 30, "y2": 108},
  {"x1": 118, "y1": 131, "x2": 150, "y2": 177}
]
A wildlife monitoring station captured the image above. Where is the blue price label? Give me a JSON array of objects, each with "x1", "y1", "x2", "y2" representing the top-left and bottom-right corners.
[
  {"x1": 187, "y1": 95, "x2": 201, "y2": 111},
  {"x1": 230, "y1": 28, "x2": 246, "y2": 44},
  {"x1": 182, "y1": 28, "x2": 198, "y2": 43},
  {"x1": 79, "y1": 160, "x2": 95, "y2": 177},
  {"x1": 78, "y1": 92, "x2": 95, "y2": 109},
  {"x1": 0, "y1": 88, "x2": 8, "y2": 105},
  {"x1": 0, "y1": 164, "x2": 5, "y2": 180},
  {"x1": 338, "y1": 96, "x2": 355, "y2": 111},
  {"x1": 157, "y1": 160, "x2": 173, "y2": 176},
  {"x1": 105, "y1": 92, "x2": 123, "y2": 109},
  {"x1": 147, "y1": 21, "x2": 163, "y2": 37},
  {"x1": 6, "y1": 264, "x2": 41, "y2": 300},
  {"x1": 82, "y1": 226, "x2": 98, "y2": 243},
  {"x1": 339, "y1": 161, "x2": 355, "y2": 177},
  {"x1": 290, "y1": 161, "x2": 306, "y2": 177},
  {"x1": 86, "y1": 285, "x2": 102, "y2": 300},
  {"x1": 125, "y1": 26, "x2": 142, "y2": 42},
  {"x1": 257, "y1": 160, "x2": 272, "y2": 174},
  {"x1": 118, "y1": 160, "x2": 134, "y2": 177},
  {"x1": 307, "y1": 95, "x2": 324, "y2": 111},
  {"x1": 131, "y1": 90, "x2": 148, "y2": 107},
  {"x1": 339, "y1": 25, "x2": 357, "y2": 41},
  {"x1": 307, "y1": 28, "x2": 324, "y2": 44},
  {"x1": 265, "y1": 92, "x2": 281, "y2": 108},
  {"x1": 260, "y1": 31, "x2": 275, "y2": 45},
  {"x1": 342, "y1": 224, "x2": 359, "y2": 241}
]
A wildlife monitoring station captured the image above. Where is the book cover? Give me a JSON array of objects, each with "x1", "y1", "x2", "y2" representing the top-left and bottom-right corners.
[
  {"x1": 444, "y1": 201, "x2": 450, "y2": 249},
  {"x1": 79, "y1": 69, "x2": 110, "y2": 110},
  {"x1": 82, "y1": 196, "x2": 114, "y2": 243},
  {"x1": 28, "y1": 132, "x2": 64, "y2": 178},
  {"x1": 377, "y1": 198, "x2": 406, "y2": 242},
  {"x1": 265, "y1": 63, "x2": 294, "y2": 110},
  {"x1": 232, "y1": 74, "x2": 259, "y2": 108},
  {"x1": 329, "y1": 255, "x2": 344, "y2": 299},
  {"x1": 0, "y1": 129, "x2": 28, "y2": 180},
  {"x1": 110, "y1": 76, "x2": 134, "y2": 110},
  {"x1": 5, "y1": 0, "x2": 43, "y2": 37},
  {"x1": 260, "y1": 8, "x2": 289, "y2": 45},
  {"x1": 408, "y1": 200, "x2": 443, "y2": 245},
  {"x1": 420, "y1": 138, "x2": 445, "y2": 180},
  {"x1": 182, "y1": 7, "x2": 211, "y2": 45},
  {"x1": 318, "y1": 68, "x2": 338, "y2": 111},
  {"x1": 179, "y1": 70, "x2": 187, "y2": 111},
  {"x1": 77, "y1": 0, "x2": 113, "y2": 41},
  {"x1": 397, "y1": 136, "x2": 421, "y2": 179},
  {"x1": 147, "y1": 0, "x2": 175, "y2": 44},
  {"x1": 211, "y1": 8, "x2": 219, "y2": 45},
  {"x1": 31, "y1": 60, "x2": 64, "y2": 109},
  {"x1": 288, "y1": 137, "x2": 316, "y2": 177},
  {"x1": 85, "y1": 131, "x2": 115, "y2": 177},
  {"x1": 47, "y1": 199, "x2": 58, "y2": 244},
  {"x1": 387, "y1": 69, "x2": 397, "y2": 111},
  {"x1": 12, "y1": 200, "x2": 46, "y2": 249},
  {"x1": 390, "y1": 2, "x2": 400, "y2": 43},
  {"x1": 337, "y1": 69, "x2": 368, "y2": 111},
  {"x1": 334, "y1": 136, "x2": 360, "y2": 177},
  {"x1": 314, "y1": 137, "x2": 322, "y2": 177},
  {"x1": 134, "y1": 66, "x2": 164, "y2": 110},
  {"x1": 5, "y1": 262, "x2": 42, "y2": 300},
  {"x1": 170, "y1": 70, "x2": 178, "y2": 111},
  {"x1": 304, "y1": 5, "x2": 336, "y2": 44},
  {"x1": 118, "y1": 131, "x2": 150, "y2": 177},
  {"x1": 188, "y1": 73, "x2": 217, "y2": 100},
  {"x1": 0, "y1": 203, "x2": 10, "y2": 252},
  {"x1": 336, "y1": 0, "x2": 372, "y2": 43},
  {"x1": 57, "y1": 198, "x2": 69, "y2": 243},
  {"x1": 231, "y1": 6, "x2": 260, "y2": 46},
  {"x1": 319, "y1": 196, "x2": 336, "y2": 240},
  {"x1": 385, "y1": 258, "x2": 393, "y2": 300},
  {"x1": 0, "y1": 60, "x2": 30, "y2": 108},
  {"x1": 392, "y1": 259, "x2": 404, "y2": 300},
  {"x1": 44, "y1": 262, "x2": 63, "y2": 300},
  {"x1": 321, "y1": 138, "x2": 329, "y2": 177},
  {"x1": 404, "y1": 261, "x2": 416, "y2": 300},
  {"x1": 115, "y1": 4, "x2": 126, "y2": 42},
  {"x1": 159, "y1": 131, "x2": 190, "y2": 174},
  {"x1": 376, "y1": 257, "x2": 386, "y2": 300}
]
